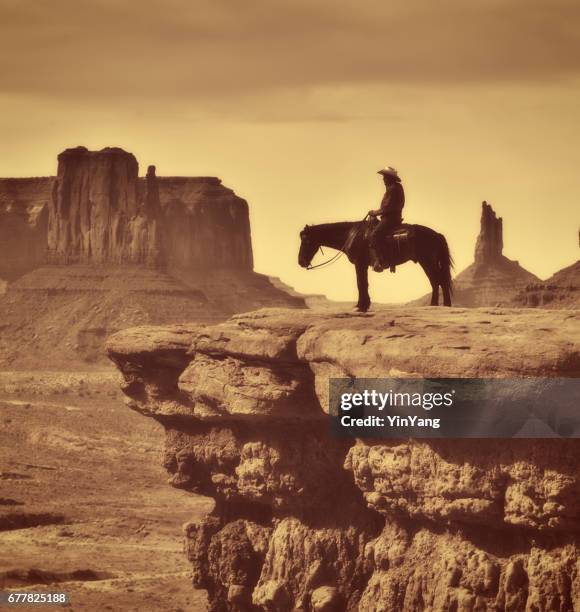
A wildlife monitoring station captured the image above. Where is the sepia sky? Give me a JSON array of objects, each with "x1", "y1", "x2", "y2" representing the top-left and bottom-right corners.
[{"x1": 1, "y1": 0, "x2": 579, "y2": 302}]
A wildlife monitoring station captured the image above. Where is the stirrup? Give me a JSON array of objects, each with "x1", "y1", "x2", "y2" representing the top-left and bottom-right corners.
[{"x1": 373, "y1": 262, "x2": 384, "y2": 272}]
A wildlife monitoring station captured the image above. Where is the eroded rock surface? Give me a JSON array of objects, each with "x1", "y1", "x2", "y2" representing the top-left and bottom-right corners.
[
  {"x1": 0, "y1": 178, "x2": 52, "y2": 280},
  {"x1": 513, "y1": 260, "x2": 580, "y2": 309},
  {"x1": 48, "y1": 147, "x2": 162, "y2": 265},
  {"x1": 108, "y1": 307, "x2": 580, "y2": 611},
  {"x1": 474, "y1": 201, "x2": 503, "y2": 264},
  {"x1": 0, "y1": 147, "x2": 303, "y2": 368},
  {"x1": 450, "y1": 202, "x2": 541, "y2": 307},
  {"x1": 2, "y1": 146, "x2": 255, "y2": 276},
  {"x1": 157, "y1": 176, "x2": 253, "y2": 272}
]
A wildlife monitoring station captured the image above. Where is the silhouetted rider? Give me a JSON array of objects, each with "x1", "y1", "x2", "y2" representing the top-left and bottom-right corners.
[{"x1": 368, "y1": 166, "x2": 405, "y2": 272}]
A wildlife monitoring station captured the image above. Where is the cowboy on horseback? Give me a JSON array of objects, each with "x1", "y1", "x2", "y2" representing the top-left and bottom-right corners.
[{"x1": 368, "y1": 166, "x2": 405, "y2": 272}]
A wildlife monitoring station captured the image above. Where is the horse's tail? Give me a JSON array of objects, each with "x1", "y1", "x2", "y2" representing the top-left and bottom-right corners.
[{"x1": 438, "y1": 234, "x2": 454, "y2": 296}]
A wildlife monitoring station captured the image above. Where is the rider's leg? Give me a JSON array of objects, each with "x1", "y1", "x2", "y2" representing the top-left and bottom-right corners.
[{"x1": 370, "y1": 217, "x2": 390, "y2": 272}]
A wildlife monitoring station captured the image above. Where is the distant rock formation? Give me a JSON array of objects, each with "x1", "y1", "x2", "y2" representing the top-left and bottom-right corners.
[
  {"x1": 107, "y1": 307, "x2": 580, "y2": 611},
  {"x1": 48, "y1": 147, "x2": 162, "y2": 265},
  {"x1": 156, "y1": 176, "x2": 253, "y2": 273},
  {"x1": 2, "y1": 146, "x2": 256, "y2": 278},
  {"x1": 411, "y1": 202, "x2": 540, "y2": 307},
  {"x1": 454, "y1": 201, "x2": 541, "y2": 306},
  {"x1": 0, "y1": 147, "x2": 304, "y2": 367},
  {"x1": 0, "y1": 178, "x2": 53, "y2": 280},
  {"x1": 511, "y1": 259, "x2": 580, "y2": 308},
  {"x1": 267, "y1": 275, "x2": 336, "y2": 308},
  {"x1": 474, "y1": 201, "x2": 503, "y2": 264}
]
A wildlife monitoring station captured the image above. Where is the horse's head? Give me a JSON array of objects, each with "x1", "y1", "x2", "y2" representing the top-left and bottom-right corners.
[{"x1": 298, "y1": 225, "x2": 319, "y2": 268}]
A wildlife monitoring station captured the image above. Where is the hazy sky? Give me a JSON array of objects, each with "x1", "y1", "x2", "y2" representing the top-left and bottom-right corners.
[{"x1": 1, "y1": 0, "x2": 579, "y2": 302}]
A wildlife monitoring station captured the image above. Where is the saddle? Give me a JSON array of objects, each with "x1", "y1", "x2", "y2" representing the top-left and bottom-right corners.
[
  {"x1": 364, "y1": 220, "x2": 417, "y2": 270},
  {"x1": 382, "y1": 226, "x2": 417, "y2": 269}
]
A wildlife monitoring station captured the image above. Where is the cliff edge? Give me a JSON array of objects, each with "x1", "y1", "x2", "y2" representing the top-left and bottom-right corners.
[{"x1": 107, "y1": 307, "x2": 580, "y2": 611}]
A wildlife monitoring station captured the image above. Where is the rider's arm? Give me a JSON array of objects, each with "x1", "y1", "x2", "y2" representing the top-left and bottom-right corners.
[{"x1": 368, "y1": 209, "x2": 381, "y2": 217}]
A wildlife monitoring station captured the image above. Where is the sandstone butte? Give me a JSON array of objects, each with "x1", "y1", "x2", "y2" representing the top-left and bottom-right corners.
[
  {"x1": 0, "y1": 146, "x2": 255, "y2": 275},
  {"x1": 107, "y1": 306, "x2": 580, "y2": 612},
  {"x1": 0, "y1": 147, "x2": 303, "y2": 368}
]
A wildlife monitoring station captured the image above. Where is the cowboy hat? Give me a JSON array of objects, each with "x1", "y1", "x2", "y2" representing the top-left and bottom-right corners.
[{"x1": 377, "y1": 166, "x2": 399, "y2": 178}]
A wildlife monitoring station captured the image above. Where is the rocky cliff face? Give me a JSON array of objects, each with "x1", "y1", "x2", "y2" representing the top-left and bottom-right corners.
[
  {"x1": 156, "y1": 177, "x2": 253, "y2": 272},
  {"x1": 107, "y1": 307, "x2": 580, "y2": 611},
  {"x1": 0, "y1": 178, "x2": 52, "y2": 280},
  {"x1": 48, "y1": 147, "x2": 162, "y2": 265},
  {"x1": 474, "y1": 201, "x2": 503, "y2": 264},
  {"x1": 0, "y1": 148, "x2": 302, "y2": 367},
  {"x1": 2, "y1": 146, "x2": 255, "y2": 277}
]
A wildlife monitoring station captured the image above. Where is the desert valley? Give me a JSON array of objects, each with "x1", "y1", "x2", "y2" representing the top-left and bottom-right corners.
[{"x1": 0, "y1": 146, "x2": 579, "y2": 611}]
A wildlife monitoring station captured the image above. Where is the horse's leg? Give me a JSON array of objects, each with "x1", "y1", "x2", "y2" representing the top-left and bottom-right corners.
[
  {"x1": 355, "y1": 261, "x2": 371, "y2": 312},
  {"x1": 419, "y1": 259, "x2": 439, "y2": 306},
  {"x1": 441, "y1": 280, "x2": 452, "y2": 307}
]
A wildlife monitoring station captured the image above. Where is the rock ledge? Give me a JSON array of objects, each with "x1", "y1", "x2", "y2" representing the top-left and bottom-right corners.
[{"x1": 108, "y1": 307, "x2": 580, "y2": 611}]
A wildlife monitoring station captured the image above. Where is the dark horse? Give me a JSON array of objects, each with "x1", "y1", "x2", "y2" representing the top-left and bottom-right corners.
[{"x1": 298, "y1": 221, "x2": 453, "y2": 310}]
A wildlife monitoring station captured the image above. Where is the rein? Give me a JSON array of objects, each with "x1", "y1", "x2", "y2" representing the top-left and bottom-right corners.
[
  {"x1": 306, "y1": 215, "x2": 370, "y2": 271},
  {"x1": 306, "y1": 247, "x2": 345, "y2": 270}
]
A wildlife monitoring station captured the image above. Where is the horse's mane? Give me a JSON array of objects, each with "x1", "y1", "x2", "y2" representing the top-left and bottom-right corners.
[
  {"x1": 305, "y1": 221, "x2": 366, "y2": 253},
  {"x1": 309, "y1": 221, "x2": 362, "y2": 229},
  {"x1": 308, "y1": 221, "x2": 362, "y2": 233}
]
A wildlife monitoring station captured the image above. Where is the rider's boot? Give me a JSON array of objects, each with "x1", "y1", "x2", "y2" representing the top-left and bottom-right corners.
[{"x1": 370, "y1": 247, "x2": 384, "y2": 272}]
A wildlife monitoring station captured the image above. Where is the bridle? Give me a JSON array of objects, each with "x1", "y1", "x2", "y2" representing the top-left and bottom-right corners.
[
  {"x1": 305, "y1": 214, "x2": 371, "y2": 271},
  {"x1": 306, "y1": 246, "x2": 345, "y2": 270}
]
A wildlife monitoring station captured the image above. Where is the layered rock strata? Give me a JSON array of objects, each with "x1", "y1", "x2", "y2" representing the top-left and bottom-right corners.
[
  {"x1": 47, "y1": 147, "x2": 163, "y2": 265},
  {"x1": 0, "y1": 178, "x2": 52, "y2": 280},
  {"x1": 0, "y1": 148, "x2": 302, "y2": 367},
  {"x1": 156, "y1": 176, "x2": 253, "y2": 272},
  {"x1": 108, "y1": 307, "x2": 580, "y2": 611},
  {"x1": 2, "y1": 147, "x2": 255, "y2": 276},
  {"x1": 512, "y1": 260, "x2": 580, "y2": 309}
]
